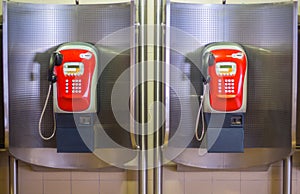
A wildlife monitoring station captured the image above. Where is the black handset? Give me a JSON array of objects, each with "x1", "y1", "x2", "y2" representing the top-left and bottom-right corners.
[{"x1": 48, "y1": 52, "x2": 63, "y2": 83}]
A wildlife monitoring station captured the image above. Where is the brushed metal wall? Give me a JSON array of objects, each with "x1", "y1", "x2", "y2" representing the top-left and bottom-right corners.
[
  {"x1": 297, "y1": 23, "x2": 300, "y2": 147},
  {"x1": 167, "y1": 2, "x2": 297, "y2": 169},
  {"x1": 5, "y1": 2, "x2": 132, "y2": 168}
]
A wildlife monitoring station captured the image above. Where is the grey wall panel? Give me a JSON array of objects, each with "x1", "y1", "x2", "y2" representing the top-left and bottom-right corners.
[
  {"x1": 168, "y1": 2, "x2": 296, "y2": 169},
  {"x1": 6, "y1": 2, "x2": 132, "y2": 168},
  {"x1": 297, "y1": 25, "x2": 300, "y2": 147},
  {"x1": 7, "y1": 3, "x2": 76, "y2": 148}
]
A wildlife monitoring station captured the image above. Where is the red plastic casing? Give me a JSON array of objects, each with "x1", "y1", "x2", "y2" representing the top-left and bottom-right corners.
[
  {"x1": 54, "y1": 49, "x2": 96, "y2": 112},
  {"x1": 208, "y1": 49, "x2": 247, "y2": 111}
]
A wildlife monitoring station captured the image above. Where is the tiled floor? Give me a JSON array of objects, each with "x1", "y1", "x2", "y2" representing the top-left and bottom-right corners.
[{"x1": 1, "y1": 151, "x2": 300, "y2": 194}]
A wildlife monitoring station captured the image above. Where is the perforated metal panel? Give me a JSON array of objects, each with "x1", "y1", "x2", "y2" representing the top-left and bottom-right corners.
[
  {"x1": 5, "y1": 1, "x2": 132, "y2": 168},
  {"x1": 168, "y1": 2, "x2": 297, "y2": 169}
]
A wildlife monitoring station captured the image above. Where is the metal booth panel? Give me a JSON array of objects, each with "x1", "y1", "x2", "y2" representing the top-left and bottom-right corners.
[
  {"x1": 166, "y1": 2, "x2": 297, "y2": 169},
  {"x1": 4, "y1": 1, "x2": 134, "y2": 169}
]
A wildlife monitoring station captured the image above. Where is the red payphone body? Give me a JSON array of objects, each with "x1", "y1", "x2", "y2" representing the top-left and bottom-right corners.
[
  {"x1": 53, "y1": 42, "x2": 98, "y2": 113},
  {"x1": 204, "y1": 44, "x2": 247, "y2": 113},
  {"x1": 39, "y1": 42, "x2": 98, "y2": 152},
  {"x1": 195, "y1": 42, "x2": 247, "y2": 153}
]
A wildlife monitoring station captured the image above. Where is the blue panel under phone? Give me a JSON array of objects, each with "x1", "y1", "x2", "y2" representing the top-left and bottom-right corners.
[
  {"x1": 56, "y1": 113, "x2": 94, "y2": 153},
  {"x1": 56, "y1": 127, "x2": 94, "y2": 153},
  {"x1": 207, "y1": 127, "x2": 244, "y2": 153}
]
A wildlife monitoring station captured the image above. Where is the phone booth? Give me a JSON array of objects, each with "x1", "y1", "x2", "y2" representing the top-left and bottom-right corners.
[
  {"x1": 165, "y1": 2, "x2": 297, "y2": 169},
  {"x1": 41, "y1": 42, "x2": 99, "y2": 153},
  {"x1": 4, "y1": 1, "x2": 135, "y2": 169},
  {"x1": 201, "y1": 42, "x2": 247, "y2": 152}
]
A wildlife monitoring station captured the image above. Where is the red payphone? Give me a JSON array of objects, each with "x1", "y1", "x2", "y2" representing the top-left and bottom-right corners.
[
  {"x1": 52, "y1": 42, "x2": 98, "y2": 113},
  {"x1": 195, "y1": 42, "x2": 247, "y2": 153},
  {"x1": 39, "y1": 42, "x2": 98, "y2": 153},
  {"x1": 203, "y1": 43, "x2": 247, "y2": 113}
]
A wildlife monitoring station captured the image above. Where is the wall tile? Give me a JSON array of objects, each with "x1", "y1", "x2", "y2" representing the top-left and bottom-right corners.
[
  {"x1": 185, "y1": 181, "x2": 212, "y2": 194},
  {"x1": 99, "y1": 181, "x2": 127, "y2": 194},
  {"x1": 269, "y1": 180, "x2": 282, "y2": 194},
  {"x1": 164, "y1": 180, "x2": 185, "y2": 194},
  {"x1": 43, "y1": 171, "x2": 71, "y2": 180},
  {"x1": 241, "y1": 170, "x2": 269, "y2": 181},
  {"x1": 212, "y1": 171, "x2": 241, "y2": 181},
  {"x1": 71, "y1": 180, "x2": 99, "y2": 194},
  {"x1": 4, "y1": 153, "x2": 300, "y2": 194},
  {"x1": 127, "y1": 170, "x2": 138, "y2": 181},
  {"x1": 292, "y1": 180, "x2": 297, "y2": 194},
  {"x1": 241, "y1": 180, "x2": 268, "y2": 194},
  {"x1": 292, "y1": 166, "x2": 298, "y2": 181},
  {"x1": 18, "y1": 164, "x2": 43, "y2": 180},
  {"x1": 164, "y1": 166, "x2": 185, "y2": 181},
  {"x1": 44, "y1": 180, "x2": 71, "y2": 194},
  {"x1": 19, "y1": 180, "x2": 43, "y2": 194},
  {"x1": 212, "y1": 181, "x2": 240, "y2": 194},
  {"x1": 296, "y1": 166, "x2": 300, "y2": 180},
  {"x1": 71, "y1": 171, "x2": 99, "y2": 180},
  {"x1": 0, "y1": 180, "x2": 8, "y2": 194},
  {"x1": 185, "y1": 171, "x2": 212, "y2": 181},
  {"x1": 99, "y1": 171, "x2": 127, "y2": 181},
  {"x1": 127, "y1": 180, "x2": 138, "y2": 194},
  {"x1": 269, "y1": 166, "x2": 282, "y2": 181},
  {"x1": 297, "y1": 179, "x2": 300, "y2": 194}
]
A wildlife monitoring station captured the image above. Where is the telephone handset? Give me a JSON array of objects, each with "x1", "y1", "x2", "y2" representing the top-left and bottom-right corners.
[{"x1": 39, "y1": 42, "x2": 98, "y2": 141}]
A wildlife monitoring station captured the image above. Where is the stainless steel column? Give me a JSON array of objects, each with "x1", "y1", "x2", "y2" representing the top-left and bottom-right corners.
[
  {"x1": 9, "y1": 156, "x2": 17, "y2": 194},
  {"x1": 283, "y1": 156, "x2": 292, "y2": 194},
  {"x1": 137, "y1": 0, "x2": 148, "y2": 193},
  {"x1": 153, "y1": 0, "x2": 165, "y2": 193}
]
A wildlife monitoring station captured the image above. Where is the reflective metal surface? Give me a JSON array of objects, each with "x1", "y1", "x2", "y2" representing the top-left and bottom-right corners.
[
  {"x1": 167, "y1": 2, "x2": 297, "y2": 169},
  {"x1": 0, "y1": 23, "x2": 4, "y2": 149},
  {"x1": 297, "y1": 21, "x2": 300, "y2": 147},
  {"x1": 4, "y1": 1, "x2": 133, "y2": 169}
]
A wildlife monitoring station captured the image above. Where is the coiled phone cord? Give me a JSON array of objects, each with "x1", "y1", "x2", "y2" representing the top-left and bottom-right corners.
[
  {"x1": 195, "y1": 84, "x2": 207, "y2": 141},
  {"x1": 38, "y1": 83, "x2": 56, "y2": 140}
]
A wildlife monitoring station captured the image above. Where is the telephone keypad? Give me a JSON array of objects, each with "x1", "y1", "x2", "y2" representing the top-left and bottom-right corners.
[
  {"x1": 217, "y1": 78, "x2": 235, "y2": 94},
  {"x1": 65, "y1": 79, "x2": 82, "y2": 94}
]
